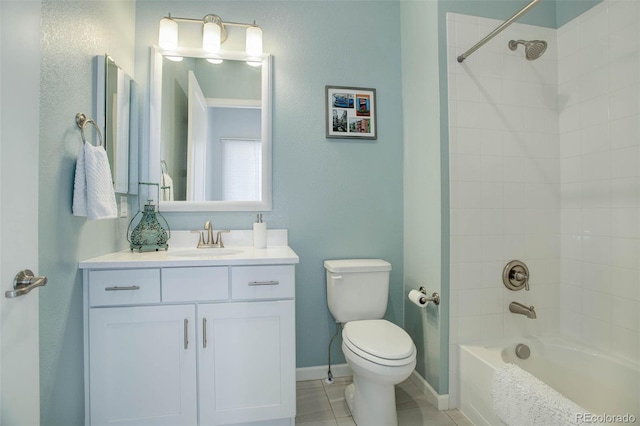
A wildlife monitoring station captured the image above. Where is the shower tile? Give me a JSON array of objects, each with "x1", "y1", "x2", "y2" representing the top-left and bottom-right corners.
[
  {"x1": 610, "y1": 84, "x2": 640, "y2": 122},
  {"x1": 610, "y1": 114, "x2": 640, "y2": 149},
  {"x1": 458, "y1": 235, "x2": 483, "y2": 263},
  {"x1": 611, "y1": 267, "x2": 640, "y2": 301},
  {"x1": 581, "y1": 316, "x2": 612, "y2": 351},
  {"x1": 608, "y1": 0, "x2": 639, "y2": 31},
  {"x1": 580, "y1": 94, "x2": 610, "y2": 128},
  {"x1": 608, "y1": 22, "x2": 640, "y2": 62},
  {"x1": 582, "y1": 208, "x2": 612, "y2": 236},
  {"x1": 582, "y1": 235, "x2": 612, "y2": 265},
  {"x1": 481, "y1": 261, "x2": 505, "y2": 289},
  {"x1": 458, "y1": 154, "x2": 482, "y2": 182},
  {"x1": 580, "y1": 123, "x2": 609, "y2": 155},
  {"x1": 579, "y1": 66, "x2": 609, "y2": 102},
  {"x1": 559, "y1": 103, "x2": 581, "y2": 134},
  {"x1": 481, "y1": 209, "x2": 503, "y2": 236},
  {"x1": 481, "y1": 314, "x2": 504, "y2": 341},
  {"x1": 578, "y1": 39, "x2": 609, "y2": 75},
  {"x1": 581, "y1": 262, "x2": 611, "y2": 293},
  {"x1": 456, "y1": 101, "x2": 481, "y2": 129},
  {"x1": 457, "y1": 127, "x2": 483, "y2": 155},
  {"x1": 582, "y1": 151, "x2": 610, "y2": 182},
  {"x1": 611, "y1": 146, "x2": 640, "y2": 179},
  {"x1": 458, "y1": 262, "x2": 483, "y2": 290},
  {"x1": 557, "y1": 21, "x2": 579, "y2": 59},
  {"x1": 611, "y1": 178, "x2": 639, "y2": 208},
  {"x1": 481, "y1": 235, "x2": 502, "y2": 262},
  {"x1": 611, "y1": 237, "x2": 640, "y2": 269},
  {"x1": 611, "y1": 297, "x2": 640, "y2": 331},
  {"x1": 609, "y1": 53, "x2": 640, "y2": 92},
  {"x1": 481, "y1": 183, "x2": 503, "y2": 209},
  {"x1": 561, "y1": 234, "x2": 582, "y2": 261},
  {"x1": 458, "y1": 289, "x2": 484, "y2": 317},
  {"x1": 458, "y1": 182, "x2": 483, "y2": 209},
  {"x1": 583, "y1": 180, "x2": 611, "y2": 208},
  {"x1": 583, "y1": 289, "x2": 612, "y2": 322},
  {"x1": 458, "y1": 316, "x2": 482, "y2": 342},
  {"x1": 481, "y1": 289, "x2": 503, "y2": 315},
  {"x1": 480, "y1": 129, "x2": 503, "y2": 156}
]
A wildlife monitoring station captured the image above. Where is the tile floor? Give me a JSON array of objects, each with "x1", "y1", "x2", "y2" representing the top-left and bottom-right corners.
[{"x1": 295, "y1": 376, "x2": 473, "y2": 426}]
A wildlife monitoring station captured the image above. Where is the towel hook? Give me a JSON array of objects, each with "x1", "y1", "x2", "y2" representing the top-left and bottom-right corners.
[
  {"x1": 161, "y1": 160, "x2": 168, "y2": 175},
  {"x1": 75, "y1": 113, "x2": 103, "y2": 147}
]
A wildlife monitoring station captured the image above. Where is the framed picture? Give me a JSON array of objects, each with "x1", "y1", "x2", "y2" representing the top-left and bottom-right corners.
[{"x1": 326, "y1": 85, "x2": 377, "y2": 140}]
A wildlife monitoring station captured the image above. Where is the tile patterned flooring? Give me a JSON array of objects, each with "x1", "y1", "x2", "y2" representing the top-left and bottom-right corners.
[{"x1": 296, "y1": 376, "x2": 473, "y2": 426}]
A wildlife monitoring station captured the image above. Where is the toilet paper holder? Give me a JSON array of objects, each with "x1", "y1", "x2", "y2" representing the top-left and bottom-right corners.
[{"x1": 419, "y1": 287, "x2": 440, "y2": 305}]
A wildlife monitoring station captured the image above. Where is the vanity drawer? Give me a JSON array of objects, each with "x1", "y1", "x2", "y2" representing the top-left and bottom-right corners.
[
  {"x1": 231, "y1": 265, "x2": 295, "y2": 300},
  {"x1": 162, "y1": 267, "x2": 229, "y2": 302},
  {"x1": 89, "y1": 269, "x2": 160, "y2": 307}
]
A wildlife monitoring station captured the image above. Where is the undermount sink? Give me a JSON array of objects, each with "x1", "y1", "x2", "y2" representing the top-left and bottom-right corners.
[{"x1": 169, "y1": 248, "x2": 244, "y2": 257}]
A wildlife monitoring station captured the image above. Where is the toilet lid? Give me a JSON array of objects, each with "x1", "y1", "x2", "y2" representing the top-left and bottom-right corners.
[{"x1": 343, "y1": 320, "x2": 415, "y2": 360}]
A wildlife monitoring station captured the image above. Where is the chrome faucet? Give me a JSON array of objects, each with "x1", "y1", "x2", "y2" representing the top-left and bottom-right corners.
[
  {"x1": 509, "y1": 301, "x2": 536, "y2": 319},
  {"x1": 196, "y1": 221, "x2": 230, "y2": 248}
]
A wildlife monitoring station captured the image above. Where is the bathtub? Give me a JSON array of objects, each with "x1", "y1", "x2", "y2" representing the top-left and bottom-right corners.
[{"x1": 459, "y1": 336, "x2": 639, "y2": 425}]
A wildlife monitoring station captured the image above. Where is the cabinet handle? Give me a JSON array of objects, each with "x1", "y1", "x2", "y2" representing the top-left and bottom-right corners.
[
  {"x1": 184, "y1": 319, "x2": 189, "y2": 349},
  {"x1": 248, "y1": 280, "x2": 280, "y2": 286},
  {"x1": 105, "y1": 285, "x2": 140, "y2": 291},
  {"x1": 203, "y1": 318, "x2": 207, "y2": 349}
]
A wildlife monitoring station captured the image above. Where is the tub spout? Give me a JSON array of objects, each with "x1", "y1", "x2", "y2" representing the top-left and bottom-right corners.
[{"x1": 509, "y1": 301, "x2": 536, "y2": 319}]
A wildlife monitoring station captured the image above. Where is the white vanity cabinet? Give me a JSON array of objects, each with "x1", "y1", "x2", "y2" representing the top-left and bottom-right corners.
[{"x1": 82, "y1": 254, "x2": 297, "y2": 426}]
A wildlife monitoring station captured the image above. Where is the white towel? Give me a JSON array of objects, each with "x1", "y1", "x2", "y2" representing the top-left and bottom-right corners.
[
  {"x1": 492, "y1": 363, "x2": 588, "y2": 426},
  {"x1": 161, "y1": 172, "x2": 174, "y2": 201},
  {"x1": 72, "y1": 143, "x2": 118, "y2": 220}
]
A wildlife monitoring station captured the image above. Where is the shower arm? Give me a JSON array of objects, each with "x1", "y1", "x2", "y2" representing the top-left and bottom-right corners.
[{"x1": 457, "y1": 0, "x2": 541, "y2": 63}]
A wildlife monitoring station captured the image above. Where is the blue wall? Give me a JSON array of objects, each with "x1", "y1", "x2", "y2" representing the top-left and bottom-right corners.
[
  {"x1": 134, "y1": 0, "x2": 405, "y2": 369},
  {"x1": 39, "y1": 1, "x2": 136, "y2": 424}
]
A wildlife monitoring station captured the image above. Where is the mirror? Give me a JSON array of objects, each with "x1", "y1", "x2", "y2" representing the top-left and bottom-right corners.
[
  {"x1": 149, "y1": 47, "x2": 272, "y2": 212},
  {"x1": 96, "y1": 54, "x2": 137, "y2": 194}
]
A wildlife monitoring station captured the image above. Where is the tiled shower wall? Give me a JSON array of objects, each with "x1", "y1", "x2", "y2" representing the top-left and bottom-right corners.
[
  {"x1": 558, "y1": 0, "x2": 640, "y2": 362},
  {"x1": 447, "y1": 13, "x2": 559, "y2": 408},
  {"x1": 447, "y1": 0, "x2": 640, "y2": 408}
]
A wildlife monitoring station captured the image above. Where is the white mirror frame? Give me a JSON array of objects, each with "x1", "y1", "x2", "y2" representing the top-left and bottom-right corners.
[{"x1": 149, "y1": 46, "x2": 272, "y2": 212}]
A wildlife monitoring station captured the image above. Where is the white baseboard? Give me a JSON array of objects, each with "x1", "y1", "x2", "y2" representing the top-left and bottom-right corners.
[
  {"x1": 296, "y1": 364, "x2": 352, "y2": 382},
  {"x1": 409, "y1": 371, "x2": 449, "y2": 411},
  {"x1": 297, "y1": 366, "x2": 449, "y2": 412}
]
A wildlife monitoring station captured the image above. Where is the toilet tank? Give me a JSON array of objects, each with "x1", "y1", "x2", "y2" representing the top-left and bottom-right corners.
[{"x1": 324, "y1": 259, "x2": 392, "y2": 323}]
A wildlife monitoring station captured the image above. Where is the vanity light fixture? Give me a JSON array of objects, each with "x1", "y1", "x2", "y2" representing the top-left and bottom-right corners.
[{"x1": 158, "y1": 13, "x2": 263, "y2": 64}]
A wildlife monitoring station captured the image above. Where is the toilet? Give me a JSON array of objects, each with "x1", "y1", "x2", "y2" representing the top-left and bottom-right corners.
[{"x1": 324, "y1": 259, "x2": 417, "y2": 426}]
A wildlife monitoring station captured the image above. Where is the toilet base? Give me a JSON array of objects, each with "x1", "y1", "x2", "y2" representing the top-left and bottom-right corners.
[{"x1": 344, "y1": 378, "x2": 398, "y2": 426}]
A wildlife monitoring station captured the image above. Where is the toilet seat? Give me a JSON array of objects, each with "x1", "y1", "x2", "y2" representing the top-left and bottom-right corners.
[{"x1": 343, "y1": 320, "x2": 415, "y2": 367}]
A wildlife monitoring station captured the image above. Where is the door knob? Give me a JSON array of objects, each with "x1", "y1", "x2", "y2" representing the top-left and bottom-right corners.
[{"x1": 5, "y1": 269, "x2": 48, "y2": 298}]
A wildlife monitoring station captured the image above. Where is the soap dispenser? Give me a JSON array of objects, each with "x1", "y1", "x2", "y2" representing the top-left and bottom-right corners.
[{"x1": 253, "y1": 213, "x2": 267, "y2": 249}]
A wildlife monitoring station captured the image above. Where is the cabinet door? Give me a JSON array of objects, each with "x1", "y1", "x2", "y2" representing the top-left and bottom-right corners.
[
  {"x1": 198, "y1": 300, "x2": 295, "y2": 425},
  {"x1": 89, "y1": 305, "x2": 197, "y2": 426}
]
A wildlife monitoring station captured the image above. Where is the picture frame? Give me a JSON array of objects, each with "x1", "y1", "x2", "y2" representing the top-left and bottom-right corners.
[{"x1": 325, "y1": 85, "x2": 377, "y2": 140}]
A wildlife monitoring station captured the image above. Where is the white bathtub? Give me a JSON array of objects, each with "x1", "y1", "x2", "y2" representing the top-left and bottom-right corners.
[{"x1": 459, "y1": 336, "x2": 639, "y2": 425}]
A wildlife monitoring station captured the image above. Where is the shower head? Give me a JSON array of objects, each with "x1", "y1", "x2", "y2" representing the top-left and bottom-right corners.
[{"x1": 508, "y1": 39, "x2": 547, "y2": 60}]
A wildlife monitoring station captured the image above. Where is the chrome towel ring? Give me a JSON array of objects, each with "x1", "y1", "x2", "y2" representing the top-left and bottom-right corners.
[{"x1": 75, "y1": 113, "x2": 103, "y2": 147}]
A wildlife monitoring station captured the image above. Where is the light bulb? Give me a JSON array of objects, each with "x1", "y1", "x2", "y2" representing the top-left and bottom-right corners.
[
  {"x1": 158, "y1": 17, "x2": 178, "y2": 50},
  {"x1": 202, "y1": 21, "x2": 221, "y2": 53},
  {"x1": 246, "y1": 25, "x2": 263, "y2": 58}
]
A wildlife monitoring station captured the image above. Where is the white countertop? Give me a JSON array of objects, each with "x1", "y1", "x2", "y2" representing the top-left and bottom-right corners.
[{"x1": 79, "y1": 230, "x2": 299, "y2": 269}]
